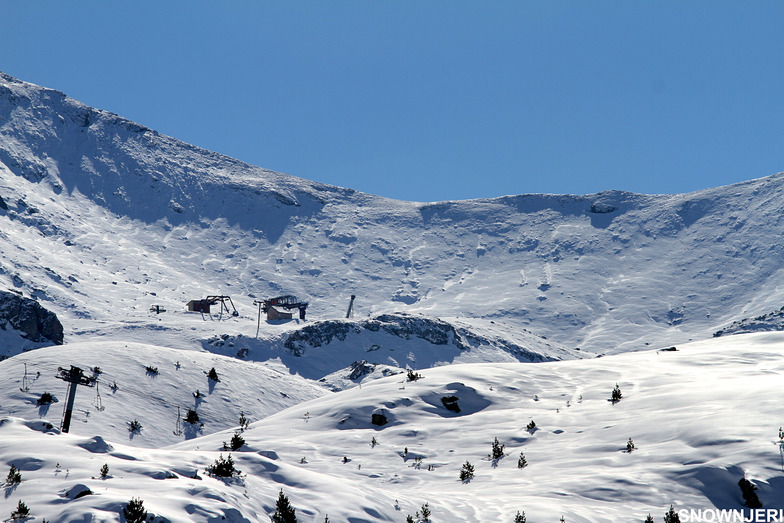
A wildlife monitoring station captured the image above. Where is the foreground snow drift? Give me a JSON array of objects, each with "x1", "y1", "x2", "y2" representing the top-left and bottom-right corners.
[{"x1": 1, "y1": 333, "x2": 782, "y2": 521}]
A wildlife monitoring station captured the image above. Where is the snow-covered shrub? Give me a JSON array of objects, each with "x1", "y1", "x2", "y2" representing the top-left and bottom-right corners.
[
  {"x1": 514, "y1": 511, "x2": 526, "y2": 523},
  {"x1": 6, "y1": 464, "x2": 21, "y2": 485},
  {"x1": 526, "y1": 420, "x2": 536, "y2": 432},
  {"x1": 406, "y1": 369, "x2": 423, "y2": 382},
  {"x1": 127, "y1": 419, "x2": 142, "y2": 433},
  {"x1": 371, "y1": 413, "x2": 388, "y2": 426},
  {"x1": 491, "y1": 437, "x2": 505, "y2": 460},
  {"x1": 272, "y1": 489, "x2": 297, "y2": 523},
  {"x1": 738, "y1": 478, "x2": 762, "y2": 508},
  {"x1": 460, "y1": 460, "x2": 474, "y2": 481},
  {"x1": 122, "y1": 497, "x2": 147, "y2": 523},
  {"x1": 145, "y1": 365, "x2": 158, "y2": 375},
  {"x1": 36, "y1": 391, "x2": 54, "y2": 405},
  {"x1": 207, "y1": 454, "x2": 240, "y2": 478},
  {"x1": 184, "y1": 409, "x2": 200, "y2": 424},
  {"x1": 611, "y1": 383, "x2": 622, "y2": 403},
  {"x1": 626, "y1": 438, "x2": 635, "y2": 453}
]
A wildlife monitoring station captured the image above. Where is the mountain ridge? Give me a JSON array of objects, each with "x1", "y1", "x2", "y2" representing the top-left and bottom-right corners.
[{"x1": 2, "y1": 71, "x2": 784, "y2": 357}]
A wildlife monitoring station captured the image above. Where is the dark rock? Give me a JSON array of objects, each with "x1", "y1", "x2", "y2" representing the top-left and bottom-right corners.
[
  {"x1": 0, "y1": 290, "x2": 64, "y2": 344},
  {"x1": 590, "y1": 202, "x2": 617, "y2": 214},
  {"x1": 348, "y1": 360, "x2": 376, "y2": 380}
]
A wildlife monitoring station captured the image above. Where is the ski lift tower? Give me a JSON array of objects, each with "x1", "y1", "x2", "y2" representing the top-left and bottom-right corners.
[{"x1": 55, "y1": 366, "x2": 96, "y2": 433}]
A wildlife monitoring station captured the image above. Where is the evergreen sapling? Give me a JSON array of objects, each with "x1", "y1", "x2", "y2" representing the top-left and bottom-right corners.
[
  {"x1": 663, "y1": 505, "x2": 680, "y2": 523},
  {"x1": 10, "y1": 500, "x2": 30, "y2": 520},
  {"x1": 271, "y1": 490, "x2": 297, "y2": 523},
  {"x1": 122, "y1": 497, "x2": 147, "y2": 523},
  {"x1": 6, "y1": 464, "x2": 21, "y2": 485}
]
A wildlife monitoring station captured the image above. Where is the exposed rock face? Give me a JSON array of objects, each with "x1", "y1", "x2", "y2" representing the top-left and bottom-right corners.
[
  {"x1": 714, "y1": 306, "x2": 784, "y2": 337},
  {"x1": 282, "y1": 313, "x2": 467, "y2": 356},
  {"x1": 0, "y1": 290, "x2": 64, "y2": 344}
]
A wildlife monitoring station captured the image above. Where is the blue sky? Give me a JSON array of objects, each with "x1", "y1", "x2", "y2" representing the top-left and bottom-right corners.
[{"x1": 4, "y1": 1, "x2": 783, "y2": 202}]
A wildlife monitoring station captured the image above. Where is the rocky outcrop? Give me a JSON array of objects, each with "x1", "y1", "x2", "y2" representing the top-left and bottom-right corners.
[
  {"x1": 714, "y1": 306, "x2": 784, "y2": 338},
  {"x1": 0, "y1": 290, "x2": 63, "y2": 344},
  {"x1": 282, "y1": 313, "x2": 467, "y2": 356}
]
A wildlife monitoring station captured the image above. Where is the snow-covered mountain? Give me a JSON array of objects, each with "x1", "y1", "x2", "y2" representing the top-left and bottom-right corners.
[
  {"x1": 3, "y1": 72, "x2": 784, "y2": 357},
  {"x1": 1, "y1": 72, "x2": 783, "y2": 521}
]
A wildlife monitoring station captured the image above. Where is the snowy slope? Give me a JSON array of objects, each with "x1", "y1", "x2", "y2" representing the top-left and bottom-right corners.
[
  {"x1": 2, "y1": 71, "x2": 784, "y2": 522},
  {"x1": 3, "y1": 71, "x2": 784, "y2": 357},
  {"x1": 1, "y1": 333, "x2": 783, "y2": 521},
  {"x1": 0, "y1": 342, "x2": 327, "y2": 447}
]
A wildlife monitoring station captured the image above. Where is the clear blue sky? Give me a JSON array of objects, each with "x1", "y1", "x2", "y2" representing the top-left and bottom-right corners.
[{"x1": 4, "y1": 1, "x2": 783, "y2": 202}]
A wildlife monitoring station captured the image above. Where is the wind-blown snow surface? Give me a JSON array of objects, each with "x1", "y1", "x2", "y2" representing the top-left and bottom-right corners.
[
  {"x1": 2, "y1": 72, "x2": 784, "y2": 521},
  {"x1": 2, "y1": 334, "x2": 784, "y2": 521},
  {"x1": 2, "y1": 71, "x2": 784, "y2": 354}
]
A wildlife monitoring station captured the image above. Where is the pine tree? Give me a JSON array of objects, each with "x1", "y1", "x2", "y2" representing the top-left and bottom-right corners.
[
  {"x1": 644, "y1": 514, "x2": 654, "y2": 523},
  {"x1": 491, "y1": 437, "x2": 505, "y2": 460},
  {"x1": 611, "y1": 383, "x2": 623, "y2": 403},
  {"x1": 419, "y1": 503, "x2": 431, "y2": 523},
  {"x1": 460, "y1": 460, "x2": 475, "y2": 481},
  {"x1": 663, "y1": 505, "x2": 680, "y2": 523},
  {"x1": 6, "y1": 464, "x2": 21, "y2": 485},
  {"x1": 10, "y1": 500, "x2": 30, "y2": 520},
  {"x1": 626, "y1": 438, "x2": 635, "y2": 453},
  {"x1": 272, "y1": 490, "x2": 297, "y2": 523},
  {"x1": 207, "y1": 454, "x2": 239, "y2": 478},
  {"x1": 127, "y1": 419, "x2": 142, "y2": 433},
  {"x1": 184, "y1": 408, "x2": 200, "y2": 424},
  {"x1": 207, "y1": 367, "x2": 219, "y2": 382},
  {"x1": 100, "y1": 463, "x2": 109, "y2": 478},
  {"x1": 517, "y1": 452, "x2": 528, "y2": 468},
  {"x1": 526, "y1": 420, "x2": 536, "y2": 431},
  {"x1": 230, "y1": 432, "x2": 245, "y2": 451},
  {"x1": 122, "y1": 497, "x2": 147, "y2": 523},
  {"x1": 514, "y1": 510, "x2": 526, "y2": 523}
]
